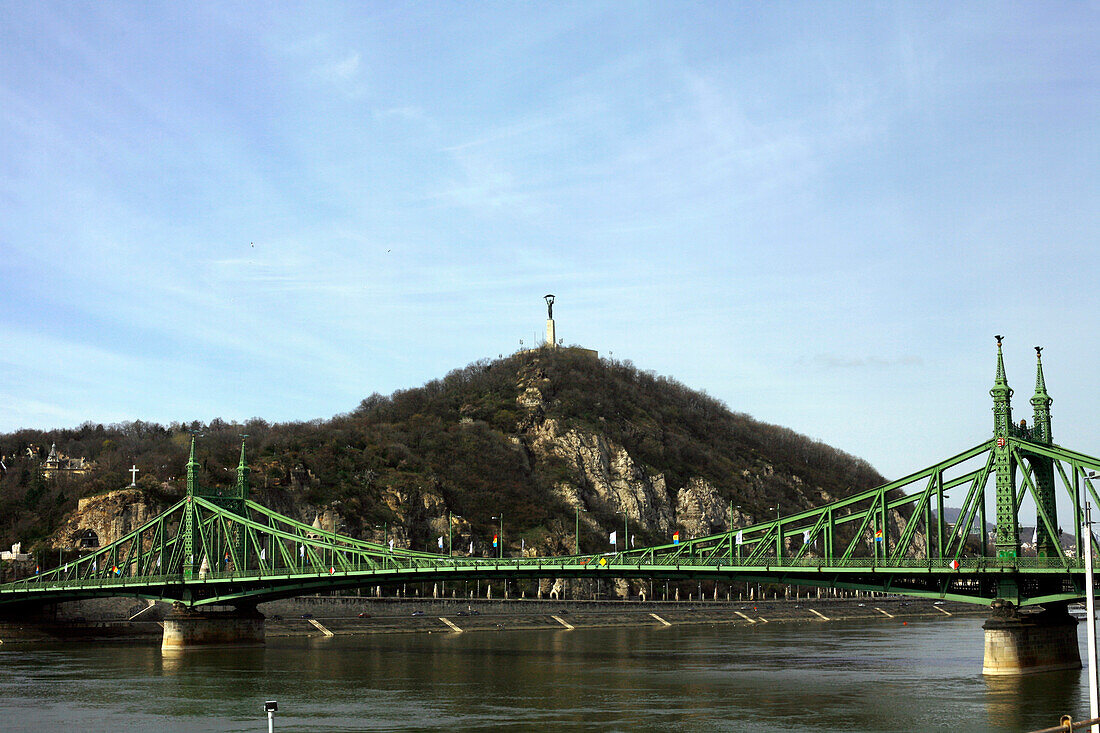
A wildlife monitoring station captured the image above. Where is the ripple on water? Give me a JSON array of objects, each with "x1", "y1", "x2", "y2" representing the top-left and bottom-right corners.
[{"x1": 0, "y1": 617, "x2": 1090, "y2": 732}]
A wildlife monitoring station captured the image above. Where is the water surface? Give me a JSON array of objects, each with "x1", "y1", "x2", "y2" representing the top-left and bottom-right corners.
[{"x1": 0, "y1": 616, "x2": 1089, "y2": 732}]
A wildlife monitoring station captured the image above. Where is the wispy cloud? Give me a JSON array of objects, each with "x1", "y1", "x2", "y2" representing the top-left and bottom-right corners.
[
  {"x1": 328, "y1": 51, "x2": 360, "y2": 81},
  {"x1": 1, "y1": 3, "x2": 1097, "y2": 486},
  {"x1": 813, "y1": 354, "x2": 925, "y2": 369}
]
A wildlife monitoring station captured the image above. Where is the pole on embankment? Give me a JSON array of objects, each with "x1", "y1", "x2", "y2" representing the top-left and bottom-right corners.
[{"x1": 1085, "y1": 501, "x2": 1098, "y2": 732}]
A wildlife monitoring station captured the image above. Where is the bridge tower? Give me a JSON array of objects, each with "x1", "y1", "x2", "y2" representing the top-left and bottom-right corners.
[
  {"x1": 182, "y1": 435, "x2": 199, "y2": 580},
  {"x1": 230, "y1": 439, "x2": 251, "y2": 568},
  {"x1": 163, "y1": 436, "x2": 265, "y2": 649},
  {"x1": 236, "y1": 439, "x2": 250, "y2": 500},
  {"x1": 1030, "y1": 348, "x2": 1060, "y2": 558},
  {"x1": 991, "y1": 336, "x2": 1019, "y2": 558}
]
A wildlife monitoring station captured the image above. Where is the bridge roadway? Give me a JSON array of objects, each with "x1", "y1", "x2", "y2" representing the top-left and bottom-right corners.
[{"x1": 0, "y1": 553, "x2": 1085, "y2": 609}]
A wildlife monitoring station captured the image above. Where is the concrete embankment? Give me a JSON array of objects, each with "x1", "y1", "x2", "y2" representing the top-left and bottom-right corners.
[
  {"x1": 0, "y1": 595, "x2": 983, "y2": 643},
  {"x1": 260, "y1": 596, "x2": 984, "y2": 637}
]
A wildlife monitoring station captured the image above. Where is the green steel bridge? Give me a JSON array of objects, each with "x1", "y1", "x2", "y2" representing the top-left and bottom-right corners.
[{"x1": 2, "y1": 339, "x2": 1099, "y2": 612}]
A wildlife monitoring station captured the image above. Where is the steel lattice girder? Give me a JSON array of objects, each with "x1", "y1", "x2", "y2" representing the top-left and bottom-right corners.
[{"x1": 3, "y1": 437, "x2": 1100, "y2": 609}]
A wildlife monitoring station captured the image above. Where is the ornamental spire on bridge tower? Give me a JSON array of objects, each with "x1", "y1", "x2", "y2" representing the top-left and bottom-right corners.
[
  {"x1": 1031, "y1": 347, "x2": 1052, "y2": 443},
  {"x1": 1030, "y1": 347, "x2": 1059, "y2": 558},
  {"x1": 236, "y1": 438, "x2": 251, "y2": 500},
  {"x1": 991, "y1": 336, "x2": 1019, "y2": 559},
  {"x1": 186, "y1": 434, "x2": 199, "y2": 498}
]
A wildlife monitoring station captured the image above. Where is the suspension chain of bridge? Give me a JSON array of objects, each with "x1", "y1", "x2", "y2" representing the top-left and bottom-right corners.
[{"x1": 3, "y1": 339, "x2": 1099, "y2": 610}]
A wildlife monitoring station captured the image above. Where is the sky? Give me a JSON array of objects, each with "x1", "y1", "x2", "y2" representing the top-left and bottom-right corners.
[{"x1": 1, "y1": 2, "x2": 1098, "y2": 492}]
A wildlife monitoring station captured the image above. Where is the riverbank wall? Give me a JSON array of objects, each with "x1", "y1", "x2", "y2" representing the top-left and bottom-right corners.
[{"x1": 0, "y1": 596, "x2": 986, "y2": 643}]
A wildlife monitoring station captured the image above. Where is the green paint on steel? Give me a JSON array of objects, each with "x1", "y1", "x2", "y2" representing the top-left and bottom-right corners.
[
  {"x1": 991, "y1": 336, "x2": 1019, "y2": 558},
  {"x1": 1028, "y1": 347, "x2": 1060, "y2": 558}
]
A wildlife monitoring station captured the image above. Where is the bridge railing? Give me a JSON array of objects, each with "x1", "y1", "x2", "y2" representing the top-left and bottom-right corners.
[{"x1": 1, "y1": 554, "x2": 1084, "y2": 594}]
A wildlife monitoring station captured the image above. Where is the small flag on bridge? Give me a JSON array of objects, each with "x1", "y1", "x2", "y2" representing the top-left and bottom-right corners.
[
  {"x1": 35, "y1": 565, "x2": 39, "y2": 575},
  {"x1": 735, "y1": 530, "x2": 743, "y2": 545},
  {"x1": 224, "y1": 551, "x2": 230, "y2": 565},
  {"x1": 438, "y1": 536, "x2": 444, "y2": 550},
  {"x1": 493, "y1": 534, "x2": 498, "y2": 548},
  {"x1": 260, "y1": 548, "x2": 266, "y2": 562},
  {"x1": 609, "y1": 530, "x2": 617, "y2": 546},
  {"x1": 469, "y1": 541, "x2": 473, "y2": 554},
  {"x1": 329, "y1": 566, "x2": 336, "y2": 575},
  {"x1": 874, "y1": 530, "x2": 884, "y2": 542},
  {"x1": 673, "y1": 531, "x2": 680, "y2": 545},
  {"x1": 112, "y1": 565, "x2": 121, "y2": 576}
]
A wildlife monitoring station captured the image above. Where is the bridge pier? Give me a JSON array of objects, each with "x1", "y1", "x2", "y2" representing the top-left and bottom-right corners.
[
  {"x1": 161, "y1": 603, "x2": 265, "y2": 650},
  {"x1": 982, "y1": 600, "x2": 1080, "y2": 676}
]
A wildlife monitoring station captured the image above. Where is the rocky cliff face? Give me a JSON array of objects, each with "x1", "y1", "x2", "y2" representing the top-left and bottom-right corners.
[
  {"x1": 48, "y1": 488, "x2": 158, "y2": 550},
  {"x1": 530, "y1": 417, "x2": 674, "y2": 540},
  {"x1": 510, "y1": 352, "x2": 878, "y2": 553}
]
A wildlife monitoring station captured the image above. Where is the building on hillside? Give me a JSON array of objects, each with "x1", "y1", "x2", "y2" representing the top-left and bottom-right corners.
[
  {"x1": 1, "y1": 543, "x2": 31, "y2": 561},
  {"x1": 41, "y1": 442, "x2": 93, "y2": 479}
]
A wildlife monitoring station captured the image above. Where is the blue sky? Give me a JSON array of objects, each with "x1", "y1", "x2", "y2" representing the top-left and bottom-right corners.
[{"x1": 1, "y1": 2, "x2": 1098, "y2": 486}]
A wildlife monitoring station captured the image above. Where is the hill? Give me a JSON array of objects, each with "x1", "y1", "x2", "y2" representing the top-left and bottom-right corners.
[{"x1": 0, "y1": 347, "x2": 886, "y2": 557}]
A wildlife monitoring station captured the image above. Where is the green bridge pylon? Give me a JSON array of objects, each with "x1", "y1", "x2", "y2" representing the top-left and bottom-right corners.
[{"x1": 3, "y1": 340, "x2": 1100, "y2": 610}]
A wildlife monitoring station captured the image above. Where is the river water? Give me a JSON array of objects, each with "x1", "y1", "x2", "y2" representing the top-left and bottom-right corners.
[{"x1": 0, "y1": 615, "x2": 1091, "y2": 732}]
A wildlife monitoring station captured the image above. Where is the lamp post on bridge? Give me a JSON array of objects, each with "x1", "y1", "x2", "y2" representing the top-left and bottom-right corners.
[
  {"x1": 768, "y1": 504, "x2": 781, "y2": 561},
  {"x1": 575, "y1": 506, "x2": 587, "y2": 555},
  {"x1": 492, "y1": 514, "x2": 503, "y2": 559},
  {"x1": 448, "y1": 513, "x2": 462, "y2": 557},
  {"x1": 729, "y1": 503, "x2": 742, "y2": 560}
]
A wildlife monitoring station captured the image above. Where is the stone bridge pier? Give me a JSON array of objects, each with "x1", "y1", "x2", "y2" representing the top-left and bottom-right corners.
[
  {"x1": 982, "y1": 599, "x2": 1081, "y2": 675},
  {"x1": 161, "y1": 602, "x2": 265, "y2": 650}
]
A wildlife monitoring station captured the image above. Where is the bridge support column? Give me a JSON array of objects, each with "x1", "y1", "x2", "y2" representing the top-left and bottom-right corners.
[
  {"x1": 982, "y1": 600, "x2": 1080, "y2": 676},
  {"x1": 161, "y1": 603, "x2": 265, "y2": 650}
]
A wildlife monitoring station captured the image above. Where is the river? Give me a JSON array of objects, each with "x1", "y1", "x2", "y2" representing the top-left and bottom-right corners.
[{"x1": 0, "y1": 615, "x2": 1090, "y2": 732}]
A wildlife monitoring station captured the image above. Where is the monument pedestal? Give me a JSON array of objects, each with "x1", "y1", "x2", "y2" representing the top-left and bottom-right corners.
[
  {"x1": 982, "y1": 600, "x2": 1080, "y2": 675},
  {"x1": 161, "y1": 603, "x2": 265, "y2": 650}
]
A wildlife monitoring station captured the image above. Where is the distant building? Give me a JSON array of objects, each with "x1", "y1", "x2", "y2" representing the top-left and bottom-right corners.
[
  {"x1": 41, "y1": 442, "x2": 93, "y2": 479},
  {"x1": 1, "y1": 542, "x2": 31, "y2": 561}
]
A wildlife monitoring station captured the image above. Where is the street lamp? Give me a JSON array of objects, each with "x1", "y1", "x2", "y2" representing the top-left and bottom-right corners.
[
  {"x1": 1084, "y1": 497, "x2": 1099, "y2": 732},
  {"x1": 449, "y1": 513, "x2": 463, "y2": 557},
  {"x1": 492, "y1": 515, "x2": 503, "y2": 558},
  {"x1": 769, "y1": 505, "x2": 781, "y2": 562},
  {"x1": 575, "y1": 506, "x2": 587, "y2": 555},
  {"x1": 264, "y1": 700, "x2": 278, "y2": 732},
  {"x1": 729, "y1": 503, "x2": 742, "y2": 559}
]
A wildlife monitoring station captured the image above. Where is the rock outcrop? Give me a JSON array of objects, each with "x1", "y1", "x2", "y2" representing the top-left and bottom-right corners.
[
  {"x1": 48, "y1": 488, "x2": 157, "y2": 550},
  {"x1": 530, "y1": 417, "x2": 674, "y2": 538}
]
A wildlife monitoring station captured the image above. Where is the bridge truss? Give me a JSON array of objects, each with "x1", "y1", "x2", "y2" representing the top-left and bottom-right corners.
[{"x1": 1, "y1": 342, "x2": 1097, "y2": 609}]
